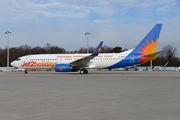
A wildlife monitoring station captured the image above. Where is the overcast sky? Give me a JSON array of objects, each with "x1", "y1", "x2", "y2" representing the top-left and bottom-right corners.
[{"x1": 0, "y1": 0, "x2": 180, "y2": 54}]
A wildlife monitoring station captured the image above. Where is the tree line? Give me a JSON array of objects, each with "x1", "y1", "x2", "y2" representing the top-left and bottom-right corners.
[{"x1": 0, "y1": 43, "x2": 179, "y2": 67}]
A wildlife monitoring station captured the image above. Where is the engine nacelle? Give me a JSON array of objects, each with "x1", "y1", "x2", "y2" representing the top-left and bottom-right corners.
[
  {"x1": 54, "y1": 63, "x2": 79, "y2": 72},
  {"x1": 54, "y1": 64, "x2": 71, "y2": 72}
]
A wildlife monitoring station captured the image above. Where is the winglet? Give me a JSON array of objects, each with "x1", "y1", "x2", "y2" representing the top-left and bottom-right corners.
[{"x1": 91, "y1": 41, "x2": 103, "y2": 56}]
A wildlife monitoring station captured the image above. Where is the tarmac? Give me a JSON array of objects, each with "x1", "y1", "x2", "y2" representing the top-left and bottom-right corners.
[{"x1": 0, "y1": 70, "x2": 180, "y2": 120}]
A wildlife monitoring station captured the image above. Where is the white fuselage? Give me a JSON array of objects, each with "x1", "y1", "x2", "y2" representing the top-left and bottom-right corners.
[{"x1": 11, "y1": 49, "x2": 133, "y2": 70}]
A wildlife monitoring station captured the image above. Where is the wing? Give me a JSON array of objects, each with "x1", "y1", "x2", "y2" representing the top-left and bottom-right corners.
[{"x1": 70, "y1": 41, "x2": 103, "y2": 67}]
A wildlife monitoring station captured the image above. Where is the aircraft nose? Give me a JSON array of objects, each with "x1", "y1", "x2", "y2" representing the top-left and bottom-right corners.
[{"x1": 10, "y1": 61, "x2": 16, "y2": 67}]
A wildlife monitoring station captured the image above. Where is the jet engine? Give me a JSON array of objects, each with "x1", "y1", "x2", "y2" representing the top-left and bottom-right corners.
[{"x1": 54, "y1": 64, "x2": 79, "y2": 72}]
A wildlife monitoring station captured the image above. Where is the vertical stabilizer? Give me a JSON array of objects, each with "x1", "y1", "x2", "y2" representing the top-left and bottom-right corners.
[
  {"x1": 133, "y1": 24, "x2": 162, "y2": 53},
  {"x1": 92, "y1": 41, "x2": 103, "y2": 56},
  {"x1": 105, "y1": 24, "x2": 163, "y2": 69},
  {"x1": 132, "y1": 24, "x2": 162, "y2": 64}
]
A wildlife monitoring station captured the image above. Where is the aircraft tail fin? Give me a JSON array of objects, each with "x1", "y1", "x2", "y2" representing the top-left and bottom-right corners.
[
  {"x1": 91, "y1": 41, "x2": 103, "y2": 56},
  {"x1": 103, "y1": 24, "x2": 163, "y2": 69},
  {"x1": 132, "y1": 24, "x2": 162, "y2": 64}
]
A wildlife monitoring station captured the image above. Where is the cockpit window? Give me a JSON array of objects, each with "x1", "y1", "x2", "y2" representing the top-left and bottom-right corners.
[{"x1": 16, "y1": 58, "x2": 21, "y2": 61}]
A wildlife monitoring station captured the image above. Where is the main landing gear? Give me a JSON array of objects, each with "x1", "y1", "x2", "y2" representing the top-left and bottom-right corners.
[
  {"x1": 24, "y1": 69, "x2": 28, "y2": 74},
  {"x1": 80, "y1": 68, "x2": 88, "y2": 74}
]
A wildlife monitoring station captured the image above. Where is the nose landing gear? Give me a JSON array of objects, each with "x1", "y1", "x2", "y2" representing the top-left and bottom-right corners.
[{"x1": 24, "y1": 69, "x2": 28, "y2": 74}]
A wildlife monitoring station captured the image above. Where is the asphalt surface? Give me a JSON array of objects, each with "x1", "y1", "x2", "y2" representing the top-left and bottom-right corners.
[{"x1": 0, "y1": 70, "x2": 180, "y2": 120}]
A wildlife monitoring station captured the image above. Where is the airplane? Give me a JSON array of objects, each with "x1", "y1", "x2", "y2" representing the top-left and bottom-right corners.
[{"x1": 11, "y1": 24, "x2": 163, "y2": 74}]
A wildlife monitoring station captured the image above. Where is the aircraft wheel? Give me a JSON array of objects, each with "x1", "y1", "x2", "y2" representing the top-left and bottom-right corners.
[
  {"x1": 24, "y1": 69, "x2": 28, "y2": 74},
  {"x1": 80, "y1": 69, "x2": 84, "y2": 74},
  {"x1": 80, "y1": 69, "x2": 88, "y2": 74},
  {"x1": 84, "y1": 69, "x2": 88, "y2": 74}
]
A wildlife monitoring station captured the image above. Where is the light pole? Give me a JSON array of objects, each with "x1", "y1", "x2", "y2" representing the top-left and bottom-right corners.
[
  {"x1": 85, "y1": 32, "x2": 90, "y2": 53},
  {"x1": 5, "y1": 31, "x2": 11, "y2": 71}
]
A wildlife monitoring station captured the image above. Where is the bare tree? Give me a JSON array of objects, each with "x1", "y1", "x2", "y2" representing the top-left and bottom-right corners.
[
  {"x1": 162, "y1": 45, "x2": 178, "y2": 64},
  {"x1": 78, "y1": 47, "x2": 87, "y2": 53},
  {"x1": 44, "y1": 43, "x2": 52, "y2": 53},
  {"x1": 101, "y1": 45, "x2": 113, "y2": 53}
]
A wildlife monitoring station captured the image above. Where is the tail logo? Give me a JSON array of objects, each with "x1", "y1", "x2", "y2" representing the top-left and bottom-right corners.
[
  {"x1": 98, "y1": 46, "x2": 102, "y2": 53},
  {"x1": 139, "y1": 38, "x2": 158, "y2": 64}
]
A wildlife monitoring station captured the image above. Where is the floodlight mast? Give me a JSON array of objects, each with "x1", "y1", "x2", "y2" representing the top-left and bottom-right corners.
[
  {"x1": 85, "y1": 32, "x2": 90, "y2": 53},
  {"x1": 5, "y1": 31, "x2": 11, "y2": 71}
]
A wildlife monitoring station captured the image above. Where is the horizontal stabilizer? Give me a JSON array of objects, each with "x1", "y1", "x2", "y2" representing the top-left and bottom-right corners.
[{"x1": 143, "y1": 50, "x2": 166, "y2": 57}]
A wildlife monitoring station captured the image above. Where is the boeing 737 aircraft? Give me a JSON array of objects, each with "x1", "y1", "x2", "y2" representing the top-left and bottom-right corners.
[{"x1": 11, "y1": 24, "x2": 163, "y2": 74}]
